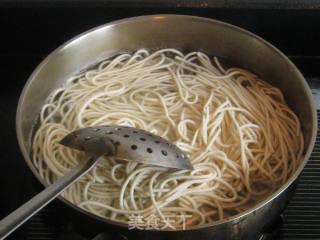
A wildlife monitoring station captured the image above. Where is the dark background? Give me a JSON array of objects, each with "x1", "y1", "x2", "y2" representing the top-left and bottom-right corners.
[{"x1": 0, "y1": 2, "x2": 320, "y2": 239}]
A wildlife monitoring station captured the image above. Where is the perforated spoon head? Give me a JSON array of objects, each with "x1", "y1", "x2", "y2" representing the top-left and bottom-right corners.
[{"x1": 59, "y1": 125, "x2": 194, "y2": 170}]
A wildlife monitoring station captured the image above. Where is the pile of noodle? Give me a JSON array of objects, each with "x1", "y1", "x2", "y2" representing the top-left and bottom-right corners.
[{"x1": 32, "y1": 49, "x2": 303, "y2": 229}]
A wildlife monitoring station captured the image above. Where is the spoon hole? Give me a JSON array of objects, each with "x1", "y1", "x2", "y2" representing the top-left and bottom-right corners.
[
  {"x1": 161, "y1": 150, "x2": 168, "y2": 156},
  {"x1": 131, "y1": 145, "x2": 138, "y2": 150}
]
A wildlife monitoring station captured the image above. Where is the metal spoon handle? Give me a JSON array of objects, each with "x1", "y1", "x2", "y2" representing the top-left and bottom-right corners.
[{"x1": 0, "y1": 157, "x2": 99, "y2": 240}]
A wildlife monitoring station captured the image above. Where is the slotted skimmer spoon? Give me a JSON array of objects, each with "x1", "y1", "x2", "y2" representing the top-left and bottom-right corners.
[{"x1": 0, "y1": 126, "x2": 193, "y2": 239}]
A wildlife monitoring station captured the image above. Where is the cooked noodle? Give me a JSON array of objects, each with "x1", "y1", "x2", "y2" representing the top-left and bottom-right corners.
[{"x1": 32, "y1": 49, "x2": 304, "y2": 229}]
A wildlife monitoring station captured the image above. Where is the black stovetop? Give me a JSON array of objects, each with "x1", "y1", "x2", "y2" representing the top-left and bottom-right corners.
[{"x1": 1, "y1": 5, "x2": 320, "y2": 240}]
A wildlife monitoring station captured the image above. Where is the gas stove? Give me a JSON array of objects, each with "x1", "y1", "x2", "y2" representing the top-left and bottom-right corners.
[{"x1": 1, "y1": 3, "x2": 320, "y2": 240}]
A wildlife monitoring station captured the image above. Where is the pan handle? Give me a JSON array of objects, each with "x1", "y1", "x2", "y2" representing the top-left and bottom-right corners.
[{"x1": 0, "y1": 157, "x2": 99, "y2": 240}]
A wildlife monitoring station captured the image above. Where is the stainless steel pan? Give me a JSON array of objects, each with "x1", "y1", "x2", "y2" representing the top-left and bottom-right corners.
[{"x1": 16, "y1": 15, "x2": 317, "y2": 239}]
